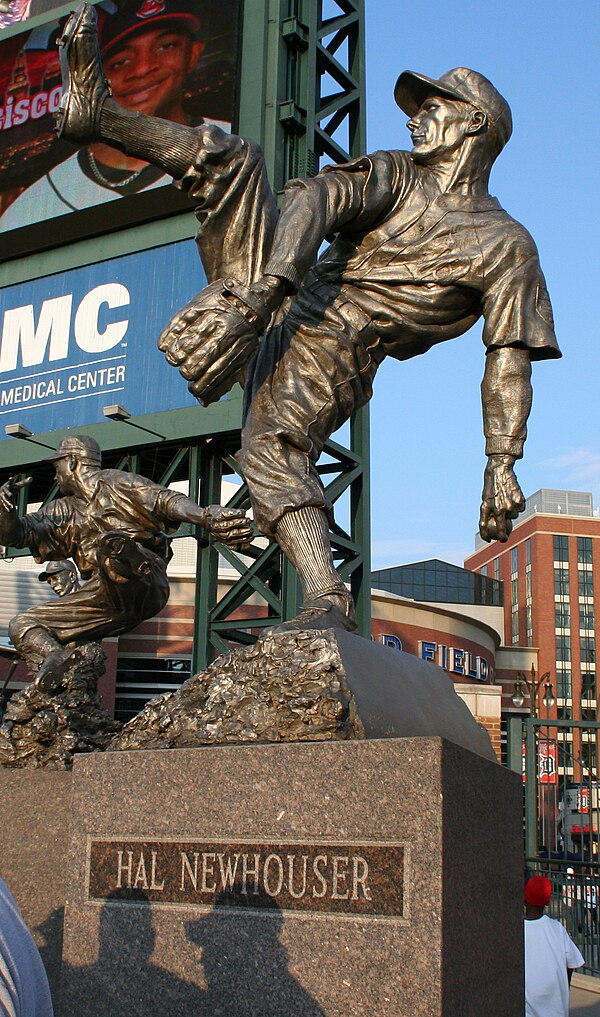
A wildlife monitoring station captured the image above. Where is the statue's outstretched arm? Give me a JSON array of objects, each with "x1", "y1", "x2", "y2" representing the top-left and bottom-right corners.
[
  {"x1": 160, "y1": 493, "x2": 253, "y2": 552},
  {"x1": 479, "y1": 346, "x2": 531, "y2": 542},
  {"x1": 0, "y1": 477, "x2": 31, "y2": 548}
]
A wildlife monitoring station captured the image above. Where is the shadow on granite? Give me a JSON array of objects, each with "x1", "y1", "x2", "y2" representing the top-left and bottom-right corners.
[
  {"x1": 184, "y1": 891, "x2": 326, "y2": 1017},
  {"x1": 59, "y1": 890, "x2": 324, "y2": 1017}
]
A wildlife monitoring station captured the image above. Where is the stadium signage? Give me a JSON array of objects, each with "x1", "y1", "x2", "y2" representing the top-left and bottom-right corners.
[
  {"x1": 0, "y1": 283, "x2": 130, "y2": 373},
  {"x1": 418, "y1": 640, "x2": 492, "y2": 682},
  {"x1": 0, "y1": 241, "x2": 206, "y2": 434},
  {"x1": 0, "y1": 86, "x2": 63, "y2": 130},
  {"x1": 87, "y1": 838, "x2": 408, "y2": 919}
]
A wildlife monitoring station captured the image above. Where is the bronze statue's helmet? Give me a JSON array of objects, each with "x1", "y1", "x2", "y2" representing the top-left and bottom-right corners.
[
  {"x1": 45, "y1": 434, "x2": 102, "y2": 466},
  {"x1": 394, "y1": 67, "x2": 513, "y2": 153}
]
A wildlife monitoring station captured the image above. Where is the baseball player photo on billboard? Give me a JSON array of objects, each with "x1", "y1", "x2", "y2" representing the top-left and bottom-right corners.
[{"x1": 0, "y1": 0, "x2": 242, "y2": 245}]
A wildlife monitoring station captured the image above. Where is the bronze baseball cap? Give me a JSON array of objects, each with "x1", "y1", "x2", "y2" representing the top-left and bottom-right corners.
[
  {"x1": 45, "y1": 435, "x2": 102, "y2": 466},
  {"x1": 394, "y1": 67, "x2": 512, "y2": 150},
  {"x1": 38, "y1": 560, "x2": 77, "y2": 581}
]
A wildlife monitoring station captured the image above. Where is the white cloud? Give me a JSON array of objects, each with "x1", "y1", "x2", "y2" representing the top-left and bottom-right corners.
[{"x1": 539, "y1": 448, "x2": 600, "y2": 498}]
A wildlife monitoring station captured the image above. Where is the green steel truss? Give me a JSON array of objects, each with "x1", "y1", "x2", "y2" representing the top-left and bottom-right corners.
[
  {"x1": 189, "y1": 0, "x2": 370, "y2": 659},
  {"x1": 0, "y1": 0, "x2": 369, "y2": 663}
]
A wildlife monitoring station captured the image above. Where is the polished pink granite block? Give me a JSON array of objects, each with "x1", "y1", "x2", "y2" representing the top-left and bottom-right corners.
[{"x1": 59, "y1": 738, "x2": 523, "y2": 1016}]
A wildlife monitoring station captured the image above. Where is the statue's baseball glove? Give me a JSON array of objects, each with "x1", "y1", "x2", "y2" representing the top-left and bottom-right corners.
[{"x1": 157, "y1": 279, "x2": 271, "y2": 406}]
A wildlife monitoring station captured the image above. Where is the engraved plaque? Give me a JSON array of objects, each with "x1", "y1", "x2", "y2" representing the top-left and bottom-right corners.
[{"x1": 87, "y1": 839, "x2": 408, "y2": 919}]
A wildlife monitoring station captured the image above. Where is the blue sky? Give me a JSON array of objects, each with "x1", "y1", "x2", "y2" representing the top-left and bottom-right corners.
[{"x1": 362, "y1": 0, "x2": 599, "y2": 568}]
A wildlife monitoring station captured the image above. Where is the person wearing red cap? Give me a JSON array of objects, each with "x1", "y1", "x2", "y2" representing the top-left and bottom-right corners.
[
  {"x1": 55, "y1": 6, "x2": 560, "y2": 634},
  {"x1": 524, "y1": 875, "x2": 584, "y2": 1017}
]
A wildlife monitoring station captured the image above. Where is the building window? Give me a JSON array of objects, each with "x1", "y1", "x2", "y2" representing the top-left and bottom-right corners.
[
  {"x1": 556, "y1": 635, "x2": 571, "y2": 662},
  {"x1": 370, "y1": 561, "x2": 503, "y2": 606},
  {"x1": 481, "y1": 564, "x2": 488, "y2": 577},
  {"x1": 581, "y1": 742, "x2": 597, "y2": 776},
  {"x1": 554, "y1": 567, "x2": 570, "y2": 597},
  {"x1": 581, "y1": 706, "x2": 597, "y2": 722},
  {"x1": 579, "y1": 571, "x2": 594, "y2": 598},
  {"x1": 115, "y1": 657, "x2": 192, "y2": 723},
  {"x1": 555, "y1": 602, "x2": 570, "y2": 629},
  {"x1": 556, "y1": 668, "x2": 572, "y2": 699},
  {"x1": 526, "y1": 555, "x2": 533, "y2": 646},
  {"x1": 526, "y1": 605, "x2": 533, "y2": 645},
  {"x1": 511, "y1": 549, "x2": 519, "y2": 645},
  {"x1": 581, "y1": 672, "x2": 596, "y2": 699},
  {"x1": 511, "y1": 580, "x2": 519, "y2": 644},
  {"x1": 578, "y1": 537, "x2": 593, "y2": 565},
  {"x1": 554, "y1": 535, "x2": 569, "y2": 562},
  {"x1": 580, "y1": 604, "x2": 595, "y2": 630},
  {"x1": 558, "y1": 743, "x2": 573, "y2": 771},
  {"x1": 494, "y1": 558, "x2": 500, "y2": 582},
  {"x1": 558, "y1": 705, "x2": 572, "y2": 720},
  {"x1": 581, "y1": 637, "x2": 596, "y2": 664}
]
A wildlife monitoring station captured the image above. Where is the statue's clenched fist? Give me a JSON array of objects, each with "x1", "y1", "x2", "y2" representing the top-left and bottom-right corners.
[{"x1": 479, "y1": 455, "x2": 525, "y2": 543}]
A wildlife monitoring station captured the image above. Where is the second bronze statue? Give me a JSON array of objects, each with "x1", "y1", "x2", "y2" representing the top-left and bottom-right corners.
[{"x1": 0, "y1": 435, "x2": 252, "y2": 690}]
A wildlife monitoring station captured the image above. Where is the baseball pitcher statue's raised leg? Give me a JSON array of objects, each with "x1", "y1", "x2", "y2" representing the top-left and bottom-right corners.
[{"x1": 57, "y1": 2, "x2": 359, "y2": 632}]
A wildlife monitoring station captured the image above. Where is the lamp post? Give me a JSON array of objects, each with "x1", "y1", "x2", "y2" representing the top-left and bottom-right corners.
[
  {"x1": 512, "y1": 664, "x2": 556, "y2": 858},
  {"x1": 512, "y1": 663, "x2": 555, "y2": 718}
]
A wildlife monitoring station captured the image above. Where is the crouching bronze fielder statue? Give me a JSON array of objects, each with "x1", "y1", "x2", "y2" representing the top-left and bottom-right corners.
[
  {"x1": 0, "y1": 436, "x2": 252, "y2": 688},
  {"x1": 56, "y1": 5, "x2": 560, "y2": 634}
]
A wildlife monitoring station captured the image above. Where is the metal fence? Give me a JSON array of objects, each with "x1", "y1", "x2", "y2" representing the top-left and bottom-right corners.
[{"x1": 508, "y1": 716, "x2": 600, "y2": 975}]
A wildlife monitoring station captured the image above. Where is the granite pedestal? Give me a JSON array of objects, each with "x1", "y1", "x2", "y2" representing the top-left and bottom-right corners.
[
  {"x1": 59, "y1": 738, "x2": 523, "y2": 1017},
  {"x1": 0, "y1": 768, "x2": 72, "y2": 1004}
]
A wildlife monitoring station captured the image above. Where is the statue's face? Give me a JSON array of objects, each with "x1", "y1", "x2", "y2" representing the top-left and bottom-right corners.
[
  {"x1": 53, "y1": 456, "x2": 76, "y2": 494},
  {"x1": 48, "y1": 570, "x2": 76, "y2": 596},
  {"x1": 407, "y1": 95, "x2": 474, "y2": 163}
]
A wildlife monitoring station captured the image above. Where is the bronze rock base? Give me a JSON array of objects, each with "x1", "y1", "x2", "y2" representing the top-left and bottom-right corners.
[
  {"x1": 110, "y1": 628, "x2": 363, "y2": 752},
  {"x1": 0, "y1": 642, "x2": 121, "y2": 769},
  {"x1": 108, "y1": 627, "x2": 494, "y2": 761}
]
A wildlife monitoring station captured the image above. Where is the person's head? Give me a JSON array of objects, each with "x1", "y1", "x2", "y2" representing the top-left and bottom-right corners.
[
  {"x1": 524, "y1": 875, "x2": 552, "y2": 918},
  {"x1": 46, "y1": 435, "x2": 102, "y2": 494},
  {"x1": 100, "y1": 0, "x2": 204, "y2": 119},
  {"x1": 394, "y1": 67, "x2": 512, "y2": 170},
  {"x1": 38, "y1": 559, "x2": 79, "y2": 596}
]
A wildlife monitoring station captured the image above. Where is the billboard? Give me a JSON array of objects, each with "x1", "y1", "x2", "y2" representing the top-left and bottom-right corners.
[
  {"x1": 0, "y1": 0, "x2": 241, "y2": 256},
  {"x1": 0, "y1": 0, "x2": 64, "y2": 31},
  {"x1": 0, "y1": 237, "x2": 207, "y2": 432}
]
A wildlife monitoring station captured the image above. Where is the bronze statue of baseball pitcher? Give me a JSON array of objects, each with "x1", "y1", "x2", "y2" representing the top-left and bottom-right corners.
[{"x1": 55, "y1": 3, "x2": 560, "y2": 635}]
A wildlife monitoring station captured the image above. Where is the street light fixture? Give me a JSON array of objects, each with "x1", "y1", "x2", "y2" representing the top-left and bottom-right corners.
[
  {"x1": 512, "y1": 663, "x2": 555, "y2": 718},
  {"x1": 4, "y1": 424, "x2": 56, "y2": 451},
  {"x1": 103, "y1": 405, "x2": 165, "y2": 441},
  {"x1": 513, "y1": 664, "x2": 557, "y2": 858}
]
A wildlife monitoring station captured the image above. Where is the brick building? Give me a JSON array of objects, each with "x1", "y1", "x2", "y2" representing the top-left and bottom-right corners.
[{"x1": 465, "y1": 488, "x2": 600, "y2": 777}]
